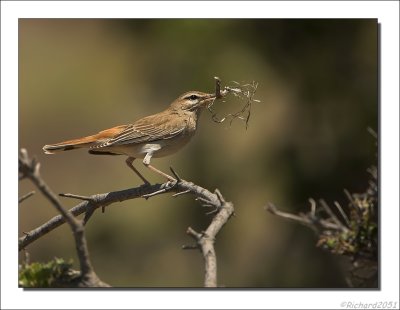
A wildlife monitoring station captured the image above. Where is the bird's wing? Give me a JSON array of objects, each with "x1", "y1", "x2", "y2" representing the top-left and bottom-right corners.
[{"x1": 93, "y1": 113, "x2": 186, "y2": 148}]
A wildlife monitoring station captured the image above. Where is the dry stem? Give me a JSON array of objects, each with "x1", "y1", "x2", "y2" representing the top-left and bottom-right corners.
[{"x1": 209, "y1": 77, "x2": 259, "y2": 129}]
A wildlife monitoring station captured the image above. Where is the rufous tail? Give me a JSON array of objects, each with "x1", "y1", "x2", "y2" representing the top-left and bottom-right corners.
[
  {"x1": 43, "y1": 135, "x2": 99, "y2": 154},
  {"x1": 43, "y1": 124, "x2": 129, "y2": 154}
]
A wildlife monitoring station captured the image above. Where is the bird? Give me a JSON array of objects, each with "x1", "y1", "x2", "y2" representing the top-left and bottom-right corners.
[{"x1": 43, "y1": 91, "x2": 216, "y2": 184}]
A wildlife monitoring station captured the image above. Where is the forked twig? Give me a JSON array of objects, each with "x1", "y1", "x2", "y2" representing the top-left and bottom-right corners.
[{"x1": 19, "y1": 148, "x2": 109, "y2": 287}]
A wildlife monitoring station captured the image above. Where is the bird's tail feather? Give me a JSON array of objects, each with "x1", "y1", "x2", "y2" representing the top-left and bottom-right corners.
[{"x1": 43, "y1": 135, "x2": 98, "y2": 154}]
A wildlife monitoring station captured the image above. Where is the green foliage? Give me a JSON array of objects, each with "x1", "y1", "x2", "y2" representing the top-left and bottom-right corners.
[
  {"x1": 19, "y1": 258, "x2": 79, "y2": 288},
  {"x1": 317, "y1": 165, "x2": 378, "y2": 262},
  {"x1": 268, "y1": 139, "x2": 378, "y2": 288},
  {"x1": 313, "y1": 164, "x2": 378, "y2": 287}
]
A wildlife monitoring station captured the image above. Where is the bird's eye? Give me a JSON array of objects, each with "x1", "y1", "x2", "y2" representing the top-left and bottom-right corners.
[{"x1": 188, "y1": 94, "x2": 198, "y2": 101}]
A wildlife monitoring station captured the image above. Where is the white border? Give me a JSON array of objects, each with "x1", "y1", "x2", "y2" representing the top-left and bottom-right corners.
[{"x1": 2, "y1": 1, "x2": 399, "y2": 309}]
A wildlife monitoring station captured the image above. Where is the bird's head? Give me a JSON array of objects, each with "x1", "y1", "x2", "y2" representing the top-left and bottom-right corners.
[{"x1": 169, "y1": 91, "x2": 216, "y2": 112}]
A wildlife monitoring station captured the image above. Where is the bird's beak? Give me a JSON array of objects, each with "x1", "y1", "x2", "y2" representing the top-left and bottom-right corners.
[{"x1": 199, "y1": 93, "x2": 216, "y2": 107}]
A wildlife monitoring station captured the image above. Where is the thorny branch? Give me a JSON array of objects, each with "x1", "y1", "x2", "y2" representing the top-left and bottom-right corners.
[
  {"x1": 265, "y1": 199, "x2": 349, "y2": 235},
  {"x1": 19, "y1": 151, "x2": 235, "y2": 287},
  {"x1": 265, "y1": 160, "x2": 378, "y2": 287},
  {"x1": 208, "y1": 77, "x2": 260, "y2": 129},
  {"x1": 182, "y1": 189, "x2": 234, "y2": 287},
  {"x1": 19, "y1": 149, "x2": 109, "y2": 287}
]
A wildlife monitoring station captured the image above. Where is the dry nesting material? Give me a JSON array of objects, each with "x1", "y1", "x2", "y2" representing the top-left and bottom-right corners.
[{"x1": 207, "y1": 77, "x2": 260, "y2": 129}]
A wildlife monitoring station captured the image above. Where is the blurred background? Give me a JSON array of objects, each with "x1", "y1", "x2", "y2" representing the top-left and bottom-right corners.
[{"x1": 19, "y1": 19, "x2": 377, "y2": 288}]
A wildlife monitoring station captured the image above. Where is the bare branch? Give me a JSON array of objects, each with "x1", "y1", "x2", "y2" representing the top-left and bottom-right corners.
[
  {"x1": 181, "y1": 244, "x2": 199, "y2": 250},
  {"x1": 59, "y1": 193, "x2": 95, "y2": 202},
  {"x1": 183, "y1": 194, "x2": 235, "y2": 287},
  {"x1": 319, "y1": 199, "x2": 348, "y2": 232},
  {"x1": 19, "y1": 177, "x2": 230, "y2": 252},
  {"x1": 265, "y1": 202, "x2": 346, "y2": 234},
  {"x1": 19, "y1": 191, "x2": 35, "y2": 204},
  {"x1": 19, "y1": 184, "x2": 167, "y2": 250},
  {"x1": 19, "y1": 149, "x2": 235, "y2": 287},
  {"x1": 265, "y1": 203, "x2": 314, "y2": 228},
  {"x1": 19, "y1": 148, "x2": 109, "y2": 287},
  {"x1": 265, "y1": 132, "x2": 378, "y2": 288},
  {"x1": 141, "y1": 183, "x2": 175, "y2": 198},
  {"x1": 195, "y1": 197, "x2": 214, "y2": 205},
  {"x1": 172, "y1": 189, "x2": 191, "y2": 197},
  {"x1": 169, "y1": 166, "x2": 182, "y2": 182},
  {"x1": 334, "y1": 201, "x2": 351, "y2": 228}
]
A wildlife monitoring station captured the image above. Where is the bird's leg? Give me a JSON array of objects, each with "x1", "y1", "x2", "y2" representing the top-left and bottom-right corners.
[
  {"x1": 143, "y1": 153, "x2": 176, "y2": 182},
  {"x1": 125, "y1": 157, "x2": 150, "y2": 185},
  {"x1": 147, "y1": 164, "x2": 176, "y2": 182}
]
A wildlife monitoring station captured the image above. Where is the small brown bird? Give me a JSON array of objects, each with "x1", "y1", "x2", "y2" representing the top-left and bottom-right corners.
[{"x1": 43, "y1": 91, "x2": 216, "y2": 184}]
